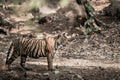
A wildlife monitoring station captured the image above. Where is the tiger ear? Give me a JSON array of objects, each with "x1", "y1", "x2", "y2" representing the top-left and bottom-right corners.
[
  {"x1": 62, "y1": 32, "x2": 67, "y2": 37},
  {"x1": 43, "y1": 32, "x2": 50, "y2": 38},
  {"x1": 54, "y1": 34, "x2": 61, "y2": 39},
  {"x1": 61, "y1": 32, "x2": 68, "y2": 39}
]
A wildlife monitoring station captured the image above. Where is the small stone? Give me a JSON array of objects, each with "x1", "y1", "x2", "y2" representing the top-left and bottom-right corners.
[
  {"x1": 68, "y1": 70, "x2": 74, "y2": 74},
  {"x1": 74, "y1": 74, "x2": 84, "y2": 80},
  {"x1": 54, "y1": 70, "x2": 60, "y2": 74},
  {"x1": 43, "y1": 72, "x2": 49, "y2": 76}
]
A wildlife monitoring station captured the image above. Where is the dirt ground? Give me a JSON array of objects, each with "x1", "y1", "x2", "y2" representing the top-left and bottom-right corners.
[{"x1": 0, "y1": 0, "x2": 120, "y2": 80}]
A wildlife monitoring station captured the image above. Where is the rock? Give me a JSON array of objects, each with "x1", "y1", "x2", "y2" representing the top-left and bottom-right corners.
[
  {"x1": 73, "y1": 74, "x2": 84, "y2": 80},
  {"x1": 54, "y1": 70, "x2": 60, "y2": 74},
  {"x1": 102, "y1": 1, "x2": 120, "y2": 18},
  {"x1": 43, "y1": 72, "x2": 50, "y2": 76},
  {"x1": 68, "y1": 70, "x2": 74, "y2": 74},
  {"x1": 26, "y1": 71, "x2": 42, "y2": 76}
]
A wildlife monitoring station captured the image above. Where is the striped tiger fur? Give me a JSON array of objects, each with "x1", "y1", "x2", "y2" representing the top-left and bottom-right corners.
[{"x1": 5, "y1": 33, "x2": 68, "y2": 71}]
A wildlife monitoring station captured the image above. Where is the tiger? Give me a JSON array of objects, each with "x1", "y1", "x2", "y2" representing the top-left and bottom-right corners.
[{"x1": 5, "y1": 33, "x2": 68, "y2": 71}]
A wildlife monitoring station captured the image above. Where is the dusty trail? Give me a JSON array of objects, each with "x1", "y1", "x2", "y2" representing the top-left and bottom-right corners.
[{"x1": 27, "y1": 58, "x2": 120, "y2": 69}]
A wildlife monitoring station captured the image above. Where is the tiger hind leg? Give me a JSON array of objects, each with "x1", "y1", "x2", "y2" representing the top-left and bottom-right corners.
[
  {"x1": 6, "y1": 53, "x2": 20, "y2": 70},
  {"x1": 20, "y1": 55, "x2": 31, "y2": 71}
]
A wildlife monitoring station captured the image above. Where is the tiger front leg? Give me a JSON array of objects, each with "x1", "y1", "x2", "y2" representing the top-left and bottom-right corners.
[{"x1": 47, "y1": 53, "x2": 54, "y2": 71}]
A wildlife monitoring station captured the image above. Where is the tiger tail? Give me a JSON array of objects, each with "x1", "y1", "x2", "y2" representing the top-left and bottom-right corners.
[{"x1": 6, "y1": 42, "x2": 13, "y2": 64}]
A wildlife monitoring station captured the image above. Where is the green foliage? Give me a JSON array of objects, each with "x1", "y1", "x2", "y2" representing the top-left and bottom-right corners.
[
  {"x1": 28, "y1": 0, "x2": 70, "y2": 10},
  {"x1": 29, "y1": 0, "x2": 46, "y2": 10},
  {"x1": 8, "y1": 0, "x2": 25, "y2": 5},
  {"x1": 59, "y1": 0, "x2": 70, "y2": 8}
]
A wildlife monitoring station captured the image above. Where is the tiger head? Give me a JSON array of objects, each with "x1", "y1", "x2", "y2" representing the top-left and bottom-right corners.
[
  {"x1": 53, "y1": 32, "x2": 68, "y2": 50},
  {"x1": 44, "y1": 32, "x2": 68, "y2": 51}
]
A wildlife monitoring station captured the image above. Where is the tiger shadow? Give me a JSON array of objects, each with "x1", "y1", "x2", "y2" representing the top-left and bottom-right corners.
[{"x1": 9, "y1": 63, "x2": 49, "y2": 73}]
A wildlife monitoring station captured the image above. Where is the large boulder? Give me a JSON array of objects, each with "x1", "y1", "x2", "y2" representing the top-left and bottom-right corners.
[{"x1": 102, "y1": 1, "x2": 120, "y2": 19}]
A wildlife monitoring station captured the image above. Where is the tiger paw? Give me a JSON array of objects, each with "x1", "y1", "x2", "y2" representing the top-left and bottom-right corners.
[
  {"x1": 21, "y1": 66, "x2": 32, "y2": 71},
  {"x1": 24, "y1": 67, "x2": 32, "y2": 71},
  {"x1": 20, "y1": 64, "x2": 32, "y2": 71},
  {"x1": 4, "y1": 65, "x2": 11, "y2": 71}
]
